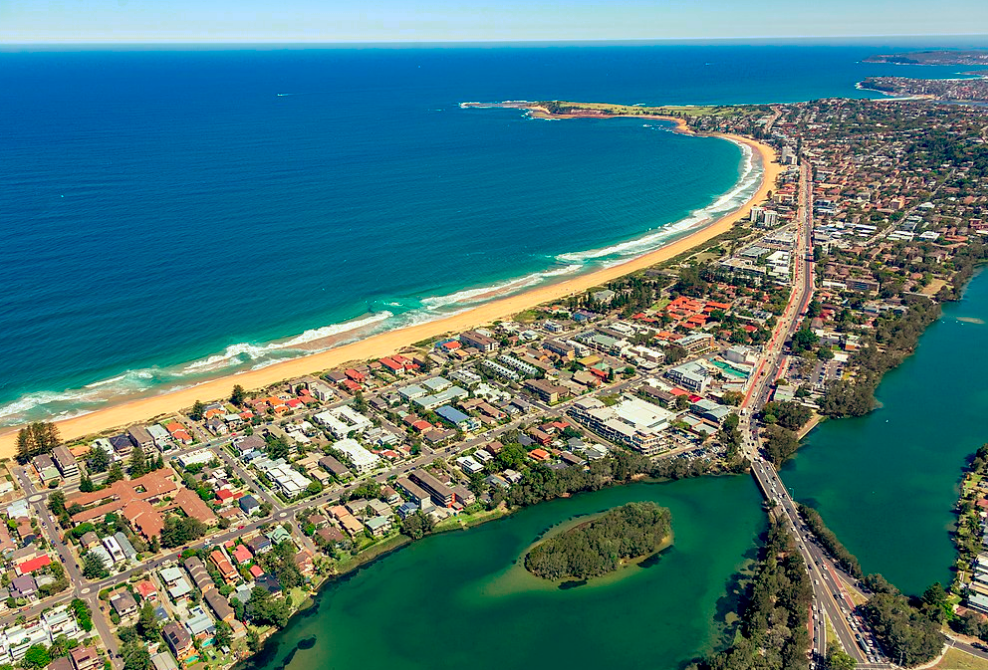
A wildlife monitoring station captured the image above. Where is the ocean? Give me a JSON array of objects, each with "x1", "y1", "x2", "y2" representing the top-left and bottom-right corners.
[{"x1": 0, "y1": 40, "x2": 983, "y2": 425}]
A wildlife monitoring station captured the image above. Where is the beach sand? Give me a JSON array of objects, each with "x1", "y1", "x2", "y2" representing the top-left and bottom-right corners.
[{"x1": 0, "y1": 134, "x2": 780, "y2": 458}]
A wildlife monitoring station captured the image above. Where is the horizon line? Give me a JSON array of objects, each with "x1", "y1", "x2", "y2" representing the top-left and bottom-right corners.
[{"x1": 3, "y1": 32, "x2": 988, "y2": 48}]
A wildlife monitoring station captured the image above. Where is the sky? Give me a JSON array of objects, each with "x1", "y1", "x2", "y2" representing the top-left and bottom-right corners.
[{"x1": 1, "y1": 0, "x2": 987, "y2": 44}]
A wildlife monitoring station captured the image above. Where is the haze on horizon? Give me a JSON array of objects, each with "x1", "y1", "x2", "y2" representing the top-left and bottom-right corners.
[{"x1": 2, "y1": 0, "x2": 988, "y2": 44}]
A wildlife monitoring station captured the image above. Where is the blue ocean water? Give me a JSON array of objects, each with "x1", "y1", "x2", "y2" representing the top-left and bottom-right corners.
[{"x1": 0, "y1": 41, "x2": 983, "y2": 424}]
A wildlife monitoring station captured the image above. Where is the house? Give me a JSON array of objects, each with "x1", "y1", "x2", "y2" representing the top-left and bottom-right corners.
[
  {"x1": 16, "y1": 554, "x2": 51, "y2": 577},
  {"x1": 247, "y1": 536, "x2": 272, "y2": 555},
  {"x1": 11, "y1": 574, "x2": 36, "y2": 599},
  {"x1": 317, "y1": 525, "x2": 348, "y2": 545},
  {"x1": 231, "y1": 544, "x2": 253, "y2": 565},
  {"x1": 69, "y1": 647, "x2": 101, "y2": 670},
  {"x1": 459, "y1": 330, "x2": 498, "y2": 353},
  {"x1": 150, "y1": 654, "x2": 178, "y2": 670},
  {"x1": 184, "y1": 606, "x2": 216, "y2": 641},
  {"x1": 183, "y1": 556, "x2": 215, "y2": 594},
  {"x1": 318, "y1": 455, "x2": 351, "y2": 479},
  {"x1": 210, "y1": 549, "x2": 238, "y2": 583},
  {"x1": 162, "y1": 622, "x2": 194, "y2": 661},
  {"x1": 128, "y1": 425, "x2": 155, "y2": 453},
  {"x1": 49, "y1": 657, "x2": 74, "y2": 670},
  {"x1": 409, "y1": 470, "x2": 455, "y2": 508},
  {"x1": 364, "y1": 516, "x2": 392, "y2": 537},
  {"x1": 293, "y1": 549, "x2": 315, "y2": 577},
  {"x1": 135, "y1": 579, "x2": 158, "y2": 603},
  {"x1": 255, "y1": 574, "x2": 281, "y2": 595},
  {"x1": 204, "y1": 589, "x2": 235, "y2": 623},
  {"x1": 32, "y1": 454, "x2": 60, "y2": 483},
  {"x1": 160, "y1": 567, "x2": 193, "y2": 601},
  {"x1": 524, "y1": 379, "x2": 570, "y2": 404},
  {"x1": 110, "y1": 590, "x2": 139, "y2": 618},
  {"x1": 78, "y1": 531, "x2": 100, "y2": 551},
  {"x1": 238, "y1": 495, "x2": 261, "y2": 516},
  {"x1": 172, "y1": 488, "x2": 219, "y2": 526}
]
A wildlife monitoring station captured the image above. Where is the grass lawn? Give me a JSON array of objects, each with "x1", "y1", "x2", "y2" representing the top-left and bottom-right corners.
[
  {"x1": 933, "y1": 647, "x2": 988, "y2": 670},
  {"x1": 434, "y1": 506, "x2": 509, "y2": 532}
]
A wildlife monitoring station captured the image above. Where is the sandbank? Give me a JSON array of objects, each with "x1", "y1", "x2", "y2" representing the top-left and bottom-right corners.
[{"x1": 0, "y1": 133, "x2": 780, "y2": 458}]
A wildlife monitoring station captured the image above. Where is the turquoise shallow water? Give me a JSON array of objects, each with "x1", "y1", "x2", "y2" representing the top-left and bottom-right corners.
[{"x1": 0, "y1": 42, "x2": 982, "y2": 425}]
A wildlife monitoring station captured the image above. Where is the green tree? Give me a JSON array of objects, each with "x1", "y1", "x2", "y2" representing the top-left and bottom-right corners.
[
  {"x1": 87, "y1": 445, "x2": 111, "y2": 473},
  {"x1": 826, "y1": 643, "x2": 857, "y2": 670},
  {"x1": 214, "y1": 621, "x2": 233, "y2": 649},
  {"x1": 129, "y1": 447, "x2": 147, "y2": 478},
  {"x1": 791, "y1": 326, "x2": 820, "y2": 354},
  {"x1": 106, "y1": 462, "x2": 125, "y2": 484},
  {"x1": 136, "y1": 601, "x2": 159, "y2": 640},
  {"x1": 22, "y1": 645, "x2": 50, "y2": 669},
  {"x1": 79, "y1": 476, "x2": 95, "y2": 493},
  {"x1": 160, "y1": 516, "x2": 207, "y2": 548},
  {"x1": 71, "y1": 599, "x2": 93, "y2": 631},
  {"x1": 48, "y1": 491, "x2": 66, "y2": 516},
  {"x1": 231, "y1": 384, "x2": 246, "y2": 407},
  {"x1": 82, "y1": 551, "x2": 109, "y2": 580},
  {"x1": 399, "y1": 511, "x2": 435, "y2": 540},
  {"x1": 120, "y1": 641, "x2": 151, "y2": 670},
  {"x1": 189, "y1": 400, "x2": 206, "y2": 422}
]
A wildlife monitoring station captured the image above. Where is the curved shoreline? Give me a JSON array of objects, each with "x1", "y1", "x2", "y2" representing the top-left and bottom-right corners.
[{"x1": 0, "y1": 131, "x2": 779, "y2": 456}]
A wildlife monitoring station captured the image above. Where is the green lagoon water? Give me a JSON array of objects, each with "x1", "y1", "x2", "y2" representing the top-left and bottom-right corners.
[
  {"x1": 782, "y1": 272, "x2": 988, "y2": 596},
  {"x1": 243, "y1": 477, "x2": 764, "y2": 670},
  {"x1": 242, "y1": 277, "x2": 988, "y2": 670}
]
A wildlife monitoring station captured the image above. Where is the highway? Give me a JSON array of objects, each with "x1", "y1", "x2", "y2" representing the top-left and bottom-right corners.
[{"x1": 733, "y1": 158, "x2": 895, "y2": 667}]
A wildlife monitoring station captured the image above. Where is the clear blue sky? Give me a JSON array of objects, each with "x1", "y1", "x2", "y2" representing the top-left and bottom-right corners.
[{"x1": 2, "y1": 0, "x2": 987, "y2": 44}]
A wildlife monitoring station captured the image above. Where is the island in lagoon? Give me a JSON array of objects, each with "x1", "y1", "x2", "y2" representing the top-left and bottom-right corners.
[{"x1": 524, "y1": 502, "x2": 672, "y2": 582}]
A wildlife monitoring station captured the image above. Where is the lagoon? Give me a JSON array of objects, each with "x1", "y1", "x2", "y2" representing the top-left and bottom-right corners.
[
  {"x1": 783, "y1": 271, "x2": 988, "y2": 596},
  {"x1": 241, "y1": 477, "x2": 764, "y2": 670}
]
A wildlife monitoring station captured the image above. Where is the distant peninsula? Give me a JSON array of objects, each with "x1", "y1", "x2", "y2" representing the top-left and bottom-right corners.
[
  {"x1": 460, "y1": 99, "x2": 758, "y2": 131},
  {"x1": 864, "y1": 50, "x2": 988, "y2": 67},
  {"x1": 524, "y1": 502, "x2": 672, "y2": 582}
]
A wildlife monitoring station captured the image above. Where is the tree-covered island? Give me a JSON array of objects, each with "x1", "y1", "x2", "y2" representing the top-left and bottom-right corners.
[{"x1": 524, "y1": 502, "x2": 672, "y2": 581}]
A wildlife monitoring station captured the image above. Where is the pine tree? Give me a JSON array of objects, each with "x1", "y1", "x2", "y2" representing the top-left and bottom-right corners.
[
  {"x1": 107, "y1": 462, "x2": 125, "y2": 484},
  {"x1": 189, "y1": 400, "x2": 206, "y2": 421},
  {"x1": 129, "y1": 447, "x2": 147, "y2": 478},
  {"x1": 15, "y1": 428, "x2": 31, "y2": 463},
  {"x1": 154, "y1": 454, "x2": 165, "y2": 471},
  {"x1": 79, "y1": 476, "x2": 95, "y2": 493},
  {"x1": 231, "y1": 384, "x2": 246, "y2": 407},
  {"x1": 45, "y1": 422, "x2": 61, "y2": 450}
]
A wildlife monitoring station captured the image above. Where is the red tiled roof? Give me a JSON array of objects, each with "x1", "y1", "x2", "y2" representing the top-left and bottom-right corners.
[{"x1": 18, "y1": 555, "x2": 51, "y2": 573}]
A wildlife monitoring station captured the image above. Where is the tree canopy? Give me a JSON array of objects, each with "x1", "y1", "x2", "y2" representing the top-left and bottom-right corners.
[{"x1": 525, "y1": 502, "x2": 671, "y2": 581}]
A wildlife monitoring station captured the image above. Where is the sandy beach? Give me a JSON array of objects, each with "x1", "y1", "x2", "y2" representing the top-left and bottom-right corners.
[{"x1": 0, "y1": 133, "x2": 780, "y2": 458}]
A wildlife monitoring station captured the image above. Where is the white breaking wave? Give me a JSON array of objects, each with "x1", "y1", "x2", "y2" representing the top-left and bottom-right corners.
[
  {"x1": 558, "y1": 141, "x2": 758, "y2": 263},
  {"x1": 1, "y1": 139, "x2": 761, "y2": 428},
  {"x1": 421, "y1": 264, "x2": 581, "y2": 309},
  {"x1": 180, "y1": 312, "x2": 396, "y2": 374},
  {"x1": 279, "y1": 312, "x2": 393, "y2": 347}
]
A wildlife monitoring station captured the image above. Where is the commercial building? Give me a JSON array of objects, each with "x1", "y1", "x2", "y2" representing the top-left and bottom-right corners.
[
  {"x1": 570, "y1": 395, "x2": 675, "y2": 456},
  {"x1": 666, "y1": 361, "x2": 713, "y2": 394}
]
